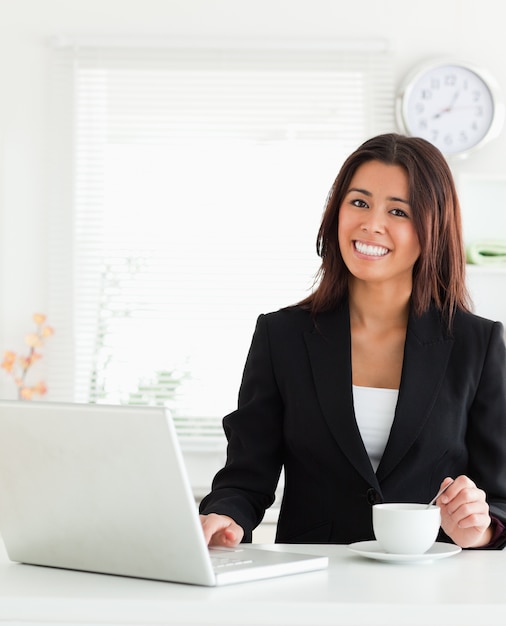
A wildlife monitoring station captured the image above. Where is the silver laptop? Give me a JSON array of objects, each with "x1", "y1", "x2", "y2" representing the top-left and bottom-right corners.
[{"x1": 0, "y1": 400, "x2": 327, "y2": 586}]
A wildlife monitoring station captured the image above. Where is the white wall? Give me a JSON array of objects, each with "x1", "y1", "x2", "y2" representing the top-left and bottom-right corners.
[{"x1": 1, "y1": 0, "x2": 506, "y2": 354}]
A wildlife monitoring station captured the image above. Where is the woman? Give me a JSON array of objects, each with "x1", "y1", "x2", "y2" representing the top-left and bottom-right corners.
[{"x1": 199, "y1": 133, "x2": 506, "y2": 549}]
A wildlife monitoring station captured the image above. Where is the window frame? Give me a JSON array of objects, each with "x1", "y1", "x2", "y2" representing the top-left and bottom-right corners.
[{"x1": 46, "y1": 38, "x2": 395, "y2": 437}]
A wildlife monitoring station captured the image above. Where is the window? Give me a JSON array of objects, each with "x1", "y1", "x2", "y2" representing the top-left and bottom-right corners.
[{"x1": 47, "y1": 38, "x2": 394, "y2": 435}]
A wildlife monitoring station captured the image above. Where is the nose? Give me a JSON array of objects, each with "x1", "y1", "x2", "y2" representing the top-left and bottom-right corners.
[{"x1": 361, "y1": 209, "x2": 385, "y2": 234}]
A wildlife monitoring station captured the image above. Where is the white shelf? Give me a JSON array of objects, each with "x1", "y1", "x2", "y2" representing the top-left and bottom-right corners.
[{"x1": 466, "y1": 263, "x2": 506, "y2": 274}]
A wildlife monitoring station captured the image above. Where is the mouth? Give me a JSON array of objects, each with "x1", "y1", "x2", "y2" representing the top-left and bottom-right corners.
[{"x1": 353, "y1": 240, "x2": 390, "y2": 258}]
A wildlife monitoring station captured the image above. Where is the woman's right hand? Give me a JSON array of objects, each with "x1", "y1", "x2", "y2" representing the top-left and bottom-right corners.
[{"x1": 199, "y1": 513, "x2": 244, "y2": 547}]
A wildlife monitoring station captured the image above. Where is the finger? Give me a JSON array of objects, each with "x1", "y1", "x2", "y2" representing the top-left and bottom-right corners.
[
  {"x1": 441, "y1": 492, "x2": 490, "y2": 530},
  {"x1": 199, "y1": 515, "x2": 214, "y2": 545},
  {"x1": 200, "y1": 514, "x2": 225, "y2": 545},
  {"x1": 453, "y1": 500, "x2": 489, "y2": 526},
  {"x1": 456, "y1": 511, "x2": 490, "y2": 530},
  {"x1": 200, "y1": 514, "x2": 243, "y2": 547},
  {"x1": 440, "y1": 475, "x2": 476, "y2": 505},
  {"x1": 208, "y1": 527, "x2": 241, "y2": 548},
  {"x1": 434, "y1": 477, "x2": 454, "y2": 505},
  {"x1": 442, "y1": 486, "x2": 486, "y2": 512}
]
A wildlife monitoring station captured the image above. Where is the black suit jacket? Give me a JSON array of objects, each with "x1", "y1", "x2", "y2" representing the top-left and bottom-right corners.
[{"x1": 199, "y1": 303, "x2": 506, "y2": 546}]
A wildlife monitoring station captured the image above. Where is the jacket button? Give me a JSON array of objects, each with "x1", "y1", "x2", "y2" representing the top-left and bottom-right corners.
[{"x1": 367, "y1": 488, "x2": 382, "y2": 505}]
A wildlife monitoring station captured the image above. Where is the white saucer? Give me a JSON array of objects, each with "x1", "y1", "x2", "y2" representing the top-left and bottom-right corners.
[{"x1": 347, "y1": 541, "x2": 462, "y2": 563}]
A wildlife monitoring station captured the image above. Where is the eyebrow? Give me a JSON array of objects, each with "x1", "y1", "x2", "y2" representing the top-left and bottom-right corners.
[{"x1": 347, "y1": 187, "x2": 410, "y2": 205}]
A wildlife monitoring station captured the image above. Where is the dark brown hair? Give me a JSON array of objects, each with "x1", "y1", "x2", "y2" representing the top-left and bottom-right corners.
[{"x1": 299, "y1": 133, "x2": 471, "y2": 326}]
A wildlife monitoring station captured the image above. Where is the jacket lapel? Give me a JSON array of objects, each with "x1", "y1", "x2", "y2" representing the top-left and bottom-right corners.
[
  {"x1": 303, "y1": 304, "x2": 454, "y2": 487},
  {"x1": 376, "y1": 307, "x2": 454, "y2": 481},
  {"x1": 304, "y1": 306, "x2": 378, "y2": 486}
]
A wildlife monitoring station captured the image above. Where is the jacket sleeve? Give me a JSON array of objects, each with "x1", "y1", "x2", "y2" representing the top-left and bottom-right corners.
[
  {"x1": 199, "y1": 314, "x2": 284, "y2": 541},
  {"x1": 467, "y1": 321, "x2": 506, "y2": 548}
]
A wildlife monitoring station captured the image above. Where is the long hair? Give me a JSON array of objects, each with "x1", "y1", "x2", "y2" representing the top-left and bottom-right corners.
[{"x1": 299, "y1": 133, "x2": 471, "y2": 326}]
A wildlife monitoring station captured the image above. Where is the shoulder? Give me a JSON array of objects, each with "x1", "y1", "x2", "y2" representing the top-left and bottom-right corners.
[
  {"x1": 257, "y1": 305, "x2": 315, "y2": 333},
  {"x1": 449, "y1": 309, "x2": 505, "y2": 364},
  {"x1": 410, "y1": 305, "x2": 503, "y2": 343},
  {"x1": 451, "y1": 308, "x2": 504, "y2": 339},
  {"x1": 257, "y1": 304, "x2": 350, "y2": 336},
  {"x1": 408, "y1": 306, "x2": 505, "y2": 364},
  {"x1": 249, "y1": 307, "x2": 324, "y2": 350}
]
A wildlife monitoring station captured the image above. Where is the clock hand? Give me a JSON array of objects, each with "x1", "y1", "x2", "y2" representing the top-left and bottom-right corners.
[
  {"x1": 432, "y1": 91, "x2": 460, "y2": 119},
  {"x1": 449, "y1": 91, "x2": 460, "y2": 107},
  {"x1": 433, "y1": 104, "x2": 479, "y2": 119},
  {"x1": 433, "y1": 109, "x2": 449, "y2": 119}
]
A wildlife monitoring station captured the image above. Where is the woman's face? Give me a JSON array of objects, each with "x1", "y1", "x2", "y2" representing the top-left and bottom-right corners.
[{"x1": 338, "y1": 160, "x2": 421, "y2": 289}]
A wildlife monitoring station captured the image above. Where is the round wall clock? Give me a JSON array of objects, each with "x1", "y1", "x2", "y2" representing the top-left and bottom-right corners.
[{"x1": 396, "y1": 59, "x2": 504, "y2": 158}]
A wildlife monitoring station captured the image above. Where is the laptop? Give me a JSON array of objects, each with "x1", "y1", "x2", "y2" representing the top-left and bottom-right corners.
[{"x1": 0, "y1": 400, "x2": 328, "y2": 586}]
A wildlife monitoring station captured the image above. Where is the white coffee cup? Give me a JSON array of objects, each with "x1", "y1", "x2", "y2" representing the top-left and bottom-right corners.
[{"x1": 372, "y1": 503, "x2": 441, "y2": 554}]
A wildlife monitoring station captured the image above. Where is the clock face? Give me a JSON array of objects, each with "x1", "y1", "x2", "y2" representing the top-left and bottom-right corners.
[{"x1": 397, "y1": 63, "x2": 498, "y2": 157}]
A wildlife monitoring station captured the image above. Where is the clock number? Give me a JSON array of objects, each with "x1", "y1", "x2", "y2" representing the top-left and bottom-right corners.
[{"x1": 444, "y1": 73, "x2": 457, "y2": 87}]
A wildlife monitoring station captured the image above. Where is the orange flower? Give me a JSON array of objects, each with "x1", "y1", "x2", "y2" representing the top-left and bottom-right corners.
[
  {"x1": 2, "y1": 314, "x2": 54, "y2": 400},
  {"x1": 20, "y1": 387, "x2": 34, "y2": 400},
  {"x1": 1, "y1": 351, "x2": 16, "y2": 372},
  {"x1": 18, "y1": 356, "x2": 31, "y2": 370},
  {"x1": 32, "y1": 313, "x2": 47, "y2": 325},
  {"x1": 34, "y1": 381, "x2": 48, "y2": 395},
  {"x1": 25, "y1": 333, "x2": 42, "y2": 348},
  {"x1": 2, "y1": 351, "x2": 16, "y2": 363}
]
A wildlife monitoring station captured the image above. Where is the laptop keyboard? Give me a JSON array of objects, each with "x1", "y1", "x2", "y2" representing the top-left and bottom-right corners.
[{"x1": 209, "y1": 549, "x2": 254, "y2": 569}]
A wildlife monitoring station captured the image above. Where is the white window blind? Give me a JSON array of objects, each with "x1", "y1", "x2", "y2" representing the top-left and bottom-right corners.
[{"x1": 47, "y1": 38, "x2": 394, "y2": 435}]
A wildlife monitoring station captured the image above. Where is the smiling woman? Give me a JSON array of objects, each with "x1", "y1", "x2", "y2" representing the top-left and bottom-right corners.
[{"x1": 199, "y1": 133, "x2": 506, "y2": 550}]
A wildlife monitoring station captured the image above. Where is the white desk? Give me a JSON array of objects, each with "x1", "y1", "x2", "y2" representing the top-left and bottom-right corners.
[{"x1": 0, "y1": 541, "x2": 504, "y2": 626}]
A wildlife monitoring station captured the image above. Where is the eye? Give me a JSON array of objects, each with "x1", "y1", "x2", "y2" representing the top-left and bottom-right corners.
[
  {"x1": 351, "y1": 198, "x2": 369, "y2": 208},
  {"x1": 390, "y1": 207, "x2": 409, "y2": 218}
]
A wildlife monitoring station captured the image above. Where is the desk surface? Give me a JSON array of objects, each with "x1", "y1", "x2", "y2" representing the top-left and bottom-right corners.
[{"x1": 0, "y1": 541, "x2": 504, "y2": 626}]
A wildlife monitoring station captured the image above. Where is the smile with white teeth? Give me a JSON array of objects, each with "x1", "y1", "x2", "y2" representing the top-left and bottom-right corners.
[{"x1": 354, "y1": 241, "x2": 389, "y2": 257}]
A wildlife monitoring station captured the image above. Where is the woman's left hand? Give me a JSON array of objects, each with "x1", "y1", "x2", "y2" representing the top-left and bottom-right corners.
[{"x1": 437, "y1": 475, "x2": 493, "y2": 548}]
